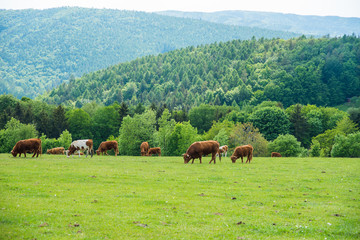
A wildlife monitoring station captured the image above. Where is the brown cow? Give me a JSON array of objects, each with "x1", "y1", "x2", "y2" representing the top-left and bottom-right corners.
[
  {"x1": 147, "y1": 147, "x2": 161, "y2": 156},
  {"x1": 271, "y1": 152, "x2": 282, "y2": 157},
  {"x1": 230, "y1": 144, "x2": 253, "y2": 163},
  {"x1": 140, "y1": 142, "x2": 149, "y2": 156},
  {"x1": 66, "y1": 139, "x2": 93, "y2": 157},
  {"x1": 47, "y1": 147, "x2": 65, "y2": 155},
  {"x1": 96, "y1": 141, "x2": 119, "y2": 156},
  {"x1": 183, "y1": 140, "x2": 220, "y2": 164},
  {"x1": 11, "y1": 138, "x2": 42, "y2": 158}
]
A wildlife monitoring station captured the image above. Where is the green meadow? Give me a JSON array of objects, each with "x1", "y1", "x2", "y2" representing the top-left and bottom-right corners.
[{"x1": 0, "y1": 154, "x2": 359, "y2": 239}]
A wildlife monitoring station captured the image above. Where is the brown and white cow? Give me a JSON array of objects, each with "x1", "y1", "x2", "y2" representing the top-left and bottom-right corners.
[
  {"x1": 271, "y1": 152, "x2": 282, "y2": 157},
  {"x1": 96, "y1": 141, "x2": 119, "y2": 156},
  {"x1": 230, "y1": 144, "x2": 253, "y2": 163},
  {"x1": 183, "y1": 140, "x2": 220, "y2": 164},
  {"x1": 140, "y1": 142, "x2": 149, "y2": 156},
  {"x1": 147, "y1": 147, "x2": 161, "y2": 156},
  {"x1": 218, "y1": 145, "x2": 228, "y2": 158},
  {"x1": 11, "y1": 138, "x2": 42, "y2": 158},
  {"x1": 66, "y1": 139, "x2": 93, "y2": 158},
  {"x1": 47, "y1": 147, "x2": 65, "y2": 155}
]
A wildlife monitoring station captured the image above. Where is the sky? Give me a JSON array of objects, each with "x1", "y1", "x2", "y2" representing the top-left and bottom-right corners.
[{"x1": 1, "y1": 0, "x2": 360, "y2": 18}]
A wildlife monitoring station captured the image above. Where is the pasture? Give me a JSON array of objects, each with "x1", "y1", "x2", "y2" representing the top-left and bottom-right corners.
[{"x1": 0, "y1": 154, "x2": 359, "y2": 239}]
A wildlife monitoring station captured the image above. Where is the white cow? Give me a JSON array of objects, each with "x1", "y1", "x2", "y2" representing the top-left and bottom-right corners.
[{"x1": 66, "y1": 139, "x2": 93, "y2": 158}]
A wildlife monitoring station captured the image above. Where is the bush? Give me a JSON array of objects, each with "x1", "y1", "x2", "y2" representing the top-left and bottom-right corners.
[
  {"x1": 268, "y1": 134, "x2": 304, "y2": 157},
  {"x1": 331, "y1": 132, "x2": 360, "y2": 157}
]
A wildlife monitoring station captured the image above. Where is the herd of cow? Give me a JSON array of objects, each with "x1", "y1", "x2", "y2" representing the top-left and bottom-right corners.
[{"x1": 10, "y1": 138, "x2": 282, "y2": 163}]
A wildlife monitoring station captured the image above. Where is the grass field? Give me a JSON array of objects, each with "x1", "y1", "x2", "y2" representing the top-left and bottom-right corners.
[{"x1": 0, "y1": 154, "x2": 359, "y2": 239}]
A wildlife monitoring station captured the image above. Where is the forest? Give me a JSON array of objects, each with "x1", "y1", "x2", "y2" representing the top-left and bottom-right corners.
[
  {"x1": 1, "y1": 94, "x2": 359, "y2": 158},
  {"x1": 0, "y1": 7, "x2": 298, "y2": 99},
  {"x1": 39, "y1": 35, "x2": 360, "y2": 109}
]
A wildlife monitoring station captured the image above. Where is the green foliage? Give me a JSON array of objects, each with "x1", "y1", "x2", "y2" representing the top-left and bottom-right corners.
[
  {"x1": 40, "y1": 36, "x2": 360, "y2": 109},
  {"x1": 167, "y1": 122, "x2": 198, "y2": 156},
  {"x1": 118, "y1": 110, "x2": 156, "y2": 155},
  {"x1": 268, "y1": 134, "x2": 304, "y2": 157},
  {"x1": 309, "y1": 140, "x2": 321, "y2": 157},
  {"x1": 347, "y1": 107, "x2": 360, "y2": 127},
  {"x1": 0, "y1": 118, "x2": 38, "y2": 153},
  {"x1": 66, "y1": 109, "x2": 92, "y2": 140},
  {"x1": 331, "y1": 132, "x2": 360, "y2": 157},
  {"x1": 57, "y1": 130, "x2": 72, "y2": 149},
  {"x1": 213, "y1": 128, "x2": 229, "y2": 146},
  {"x1": 155, "y1": 109, "x2": 176, "y2": 156},
  {"x1": 249, "y1": 107, "x2": 290, "y2": 141},
  {"x1": 228, "y1": 122, "x2": 268, "y2": 157}
]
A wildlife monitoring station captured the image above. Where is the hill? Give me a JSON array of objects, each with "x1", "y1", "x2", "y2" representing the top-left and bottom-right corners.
[
  {"x1": 157, "y1": 10, "x2": 360, "y2": 37},
  {"x1": 39, "y1": 36, "x2": 360, "y2": 109},
  {"x1": 0, "y1": 7, "x2": 299, "y2": 99}
]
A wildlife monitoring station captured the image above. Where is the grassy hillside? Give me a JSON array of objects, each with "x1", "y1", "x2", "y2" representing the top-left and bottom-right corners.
[
  {"x1": 157, "y1": 10, "x2": 360, "y2": 37},
  {"x1": 0, "y1": 155, "x2": 359, "y2": 239},
  {"x1": 0, "y1": 7, "x2": 299, "y2": 99},
  {"x1": 39, "y1": 36, "x2": 360, "y2": 109}
]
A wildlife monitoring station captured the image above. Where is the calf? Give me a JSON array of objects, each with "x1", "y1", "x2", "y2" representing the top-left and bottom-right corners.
[
  {"x1": 271, "y1": 152, "x2": 282, "y2": 157},
  {"x1": 66, "y1": 139, "x2": 93, "y2": 158},
  {"x1": 96, "y1": 141, "x2": 119, "y2": 156},
  {"x1": 11, "y1": 138, "x2": 42, "y2": 158},
  {"x1": 230, "y1": 144, "x2": 253, "y2": 163},
  {"x1": 183, "y1": 140, "x2": 220, "y2": 164},
  {"x1": 47, "y1": 147, "x2": 65, "y2": 155},
  {"x1": 140, "y1": 142, "x2": 149, "y2": 156},
  {"x1": 147, "y1": 147, "x2": 161, "y2": 156},
  {"x1": 218, "y1": 145, "x2": 228, "y2": 158}
]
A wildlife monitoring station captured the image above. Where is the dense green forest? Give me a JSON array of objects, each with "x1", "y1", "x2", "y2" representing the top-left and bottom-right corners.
[
  {"x1": 0, "y1": 7, "x2": 299, "y2": 99},
  {"x1": 1, "y1": 94, "x2": 359, "y2": 158},
  {"x1": 158, "y1": 10, "x2": 360, "y2": 37},
  {"x1": 39, "y1": 36, "x2": 360, "y2": 109}
]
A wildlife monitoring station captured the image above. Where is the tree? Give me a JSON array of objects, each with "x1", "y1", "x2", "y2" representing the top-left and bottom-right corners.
[
  {"x1": 309, "y1": 139, "x2": 321, "y2": 157},
  {"x1": 347, "y1": 107, "x2": 360, "y2": 127},
  {"x1": 331, "y1": 132, "x2": 360, "y2": 157},
  {"x1": 167, "y1": 121, "x2": 198, "y2": 156},
  {"x1": 155, "y1": 109, "x2": 176, "y2": 156},
  {"x1": 66, "y1": 109, "x2": 92, "y2": 140},
  {"x1": 92, "y1": 105, "x2": 120, "y2": 147},
  {"x1": 287, "y1": 104, "x2": 310, "y2": 147},
  {"x1": 0, "y1": 118, "x2": 38, "y2": 153},
  {"x1": 249, "y1": 107, "x2": 290, "y2": 141},
  {"x1": 228, "y1": 122, "x2": 268, "y2": 157},
  {"x1": 118, "y1": 110, "x2": 156, "y2": 155},
  {"x1": 268, "y1": 134, "x2": 304, "y2": 157},
  {"x1": 189, "y1": 104, "x2": 216, "y2": 133},
  {"x1": 52, "y1": 105, "x2": 68, "y2": 138}
]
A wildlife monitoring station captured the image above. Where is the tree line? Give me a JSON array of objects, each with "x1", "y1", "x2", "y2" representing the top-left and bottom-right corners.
[
  {"x1": 1, "y1": 94, "x2": 359, "y2": 157},
  {"x1": 39, "y1": 35, "x2": 360, "y2": 110}
]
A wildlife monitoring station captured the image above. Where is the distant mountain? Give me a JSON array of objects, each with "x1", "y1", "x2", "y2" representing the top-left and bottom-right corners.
[
  {"x1": 39, "y1": 36, "x2": 360, "y2": 109},
  {"x1": 157, "y1": 10, "x2": 360, "y2": 37},
  {"x1": 0, "y1": 7, "x2": 299, "y2": 99}
]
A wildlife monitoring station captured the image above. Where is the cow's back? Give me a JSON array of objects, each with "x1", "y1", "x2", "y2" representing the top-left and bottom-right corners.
[{"x1": 187, "y1": 140, "x2": 219, "y2": 157}]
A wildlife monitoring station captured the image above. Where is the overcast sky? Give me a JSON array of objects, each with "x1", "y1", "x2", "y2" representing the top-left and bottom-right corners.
[{"x1": 1, "y1": 0, "x2": 360, "y2": 18}]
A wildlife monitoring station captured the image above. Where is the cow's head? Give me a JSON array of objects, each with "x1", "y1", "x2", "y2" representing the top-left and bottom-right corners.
[
  {"x1": 11, "y1": 150, "x2": 16, "y2": 157},
  {"x1": 96, "y1": 150, "x2": 100, "y2": 155},
  {"x1": 230, "y1": 155, "x2": 237, "y2": 163},
  {"x1": 183, "y1": 153, "x2": 191, "y2": 164}
]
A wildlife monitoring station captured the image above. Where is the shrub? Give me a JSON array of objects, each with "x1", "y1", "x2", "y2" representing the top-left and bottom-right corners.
[
  {"x1": 309, "y1": 140, "x2": 321, "y2": 157},
  {"x1": 268, "y1": 134, "x2": 304, "y2": 157},
  {"x1": 331, "y1": 132, "x2": 360, "y2": 157}
]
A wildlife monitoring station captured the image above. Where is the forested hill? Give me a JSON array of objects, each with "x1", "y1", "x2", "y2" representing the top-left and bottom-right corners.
[
  {"x1": 157, "y1": 10, "x2": 360, "y2": 37},
  {"x1": 0, "y1": 7, "x2": 299, "y2": 99},
  {"x1": 39, "y1": 36, "x2": 360, "y2": 109}
]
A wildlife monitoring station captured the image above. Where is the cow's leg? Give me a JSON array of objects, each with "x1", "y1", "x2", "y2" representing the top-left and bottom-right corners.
[
  {"x1": 105, "y1": 150, "x2": 108, "y2": 155},
  {"x1": 199, "y1": 156, "x2": 202, "y2": 164},
  {"x1": 225, "y1": 151, "x2": 227, "y2": 157},
  {"x1": 191, "y1": 158, "x2": 195, "y2": 164},
  {"x1": 241, "y1": 156, "x2": 244, "y2": 163},
  {"x1": 24, "y1": 152, "x2": 26, "y2": 158}
]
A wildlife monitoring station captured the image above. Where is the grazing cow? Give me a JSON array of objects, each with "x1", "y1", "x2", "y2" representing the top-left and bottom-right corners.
[
  {"x1": 11, "y1": 138, "x2": 42, "y2": 158},
  {"x1": 140, "y1": 142, "x2": 149, "y2": 156},
  {"x1": 47, "y1": 147, "x2": 65, "y2": 155},
  {"x1": 96, "y1": 141, "x2": 119, "y2": 156},
  {"x1": 147, "y1": 147, "x2": 161, "y2": 156},
  {"x1": 218, "y1": 145, "x2": 228, "y2": 158},
  {"x1": 66, "y1": 139, "x2": 93, "y2": 158},
  {"x1": 271, "y1": 152, "x2": 282, "y2": 157},
  {"x1": 183, "y1": 140, "x2": 220, "y2": 164},
  {"x1": 230, "y1": 144, "x2": 253, "y2": 163}
]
